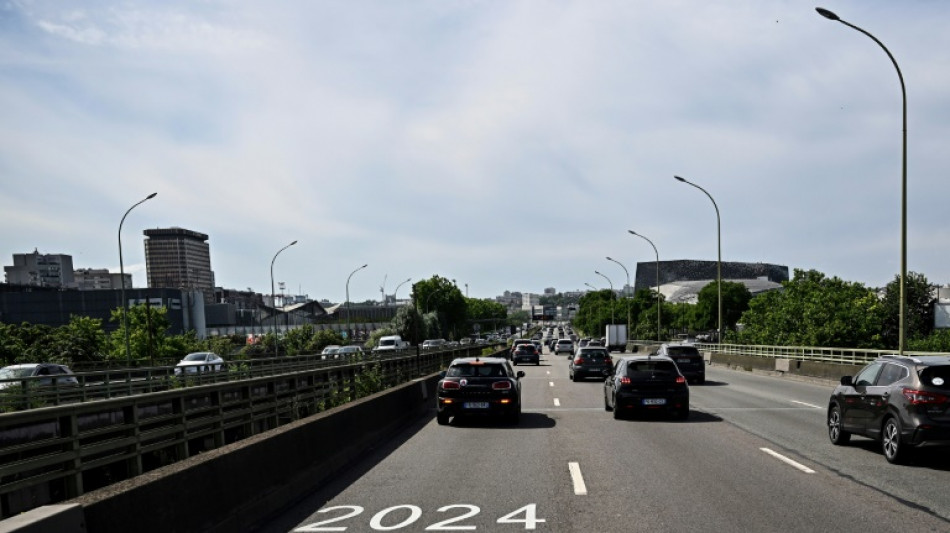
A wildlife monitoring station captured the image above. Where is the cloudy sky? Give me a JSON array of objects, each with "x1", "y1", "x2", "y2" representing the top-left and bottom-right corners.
[{"x1": 1, "y1": 0, "x2": 948, "y2": 303}]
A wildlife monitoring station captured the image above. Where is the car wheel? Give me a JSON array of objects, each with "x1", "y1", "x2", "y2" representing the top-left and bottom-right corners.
[
  {"x1": 571, "y1": 372, "x2": 578, "y2": 382},
  {"x1": 508, "y1": 409, "x2": 521, "y2": 425},
  {"x1": 697, "y1": 377, "x2": 706, "y2": 385},
  {"x1": 612, "y1": 395, "x2": 622, "y2": 419},
  {"x1": 882, "y1": 417, "x2": 910, "y2": 464},
  {"x1": 604, "y1": 390, "x2": 613, "y2": 412},
  {"x1": 827, "y1": 404, "x2": 851, "y2": 445},
  {"x1": 512, "y1": 360, "x2": 517, "y2": 366},
  {"x1": 437, "y1": 412, "x2": 450, "y2": 425},
  {"x1": 675, "y1": 408, "x2": 689, "y2": 421}
]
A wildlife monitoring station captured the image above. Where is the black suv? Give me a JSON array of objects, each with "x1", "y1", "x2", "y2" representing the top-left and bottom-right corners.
[
  {"x1": 604, "y1": 355, "x2": 689, "y2": 420},
  {"x1": 828, "y1": 355, "x2": 950, "y2": 464},
  {"x1": 656, "y1": 343, "x2": 705, "y2": 384},
  {"x1": 569, "y1": 347, "x2": 612, "y2": 382},
  {"x1": 437, "y1": 357, "x2": 524, "y2": 425}
]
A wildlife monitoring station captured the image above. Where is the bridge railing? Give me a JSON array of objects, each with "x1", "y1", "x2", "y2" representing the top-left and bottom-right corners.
[
  {"x1": 0, "y1": 343, "x2": 506, "y2": 519},
  {"x1": 630, "y1": 340, "x2": 950, "y2": 366},
  {"x1": 0, "y1": 345, "x2": 491, "y2": 413}
]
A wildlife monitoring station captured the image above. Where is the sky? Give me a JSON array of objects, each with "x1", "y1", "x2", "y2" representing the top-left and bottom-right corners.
[{"x1": 1, "y1": 0, "x2": 948, "y2": 303}]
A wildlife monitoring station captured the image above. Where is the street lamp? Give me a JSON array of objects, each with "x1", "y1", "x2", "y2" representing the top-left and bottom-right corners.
[
  {"x1": 393, "y1": 277, "x2": 412, "y2": 304},
  {"x1": 816, "y1": 7, "x2": 908, "y2": 355},
  {"x1": 270, "y1": 240, "x2": 297, "y2": 357},
  {"x1": 594, "y1": 270, "x2": 615, "y2": 325},
  {"x1": 425, "y1": 288, "x2": 445, "y2": 314},
  {"x1": 345, "y1": 264, "x2": 368, "y2": 342},
  {"x1": 606, "y1": 256, "x2": 631, "y2": 336},
  {"x1": 629, "y1": 230, "x2": 662, "y2": 341},
  {"x1": 674, "y1": 175, "x2": 721, "y2": 343},
  {"x1": 118, "y1": 192, "x2": 157, "y2": 364}
]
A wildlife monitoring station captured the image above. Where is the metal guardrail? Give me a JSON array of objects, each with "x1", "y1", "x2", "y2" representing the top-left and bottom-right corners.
[
  {"x1": 630, "y1": 340, "x2": 950, "y2": 366},
  {"x1": 0, "y1": 344, "x2": 503, "y2": 518},
  {"x1": 0, "y1": 347, "x2": 484, "y2": 413}
]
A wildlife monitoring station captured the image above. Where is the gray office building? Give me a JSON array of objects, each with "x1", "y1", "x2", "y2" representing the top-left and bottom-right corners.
[
  {"x1": 144, "y1": 227, "x2": 216, "y2": 304},
  {"x1": 3, "y1": 250, "x2": 75, "y2": 288}
]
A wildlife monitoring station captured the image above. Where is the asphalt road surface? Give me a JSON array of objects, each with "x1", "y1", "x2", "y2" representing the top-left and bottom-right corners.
[{"x1": 260, "y1": 348, "x2": 950, "y2": 533}]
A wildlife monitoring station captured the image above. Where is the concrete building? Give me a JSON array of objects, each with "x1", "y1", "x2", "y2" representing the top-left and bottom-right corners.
[
  {"x1": 144, "y1": 227, "x2": 216, "y2": 304},
  {"x1": 521, "y1": 293, "x2": 540, "y2": 310},
  {"x1": 4, "y1": 250, "x2": 74, "y2": 288},
  {"x1": 74, "y1": 268, "x2": 131, "y2": 290}
]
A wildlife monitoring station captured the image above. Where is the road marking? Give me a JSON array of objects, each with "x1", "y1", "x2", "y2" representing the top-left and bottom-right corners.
[
  {"x1": 760, "y1": 448, "x2": 815, "y2": 474},
  {"x1": 553, "y1": 398, "x2": 561, "y2": 407},
  {"x1": 549, "y1": 381, "x2": 554, "y2": 387},
  {"x1": 546, "y1": 371, "x2": 551, "y2": 375},
  {"x1": 790, "y1": 400, "x2": 822, "y2": 409},
  {"x1": 568, "y1": 462, "x2": 588, "y2": 495}
]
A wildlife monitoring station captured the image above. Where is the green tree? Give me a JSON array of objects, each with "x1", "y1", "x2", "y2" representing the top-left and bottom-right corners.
[
  {"x1": 411, "y1": 276, "x2": 466, "y2": 340},
  {"x1": 107, "y1": 304, "x2": 173, "y2": 362},
  {"x1": 693, "y1": 281, "x2": 752, "y2": 334},
  {"x1": 735, "y1": 269, "x2": 883, "y2": 348},
  {"x1": 881, "y1": 271, "x2": 935, "y2": 349},
  {"x1": 50, "y1": 315, "x2": 107, "y2": 363},
  {"x1": 392, "y1": 305, "x2": 424, "y2": 345}
]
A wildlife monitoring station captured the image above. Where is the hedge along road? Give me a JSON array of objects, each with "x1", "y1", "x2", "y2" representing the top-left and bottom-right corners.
[{"x1": 260, "y1": 351, "x2": 950, "y2": 532}]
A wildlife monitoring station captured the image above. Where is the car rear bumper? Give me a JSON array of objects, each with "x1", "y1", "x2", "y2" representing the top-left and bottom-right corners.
[
  {"x1": 437, "y1": 397, "x2": 519, "y2": 418},
  {"x1": 615, "y1": 392, "x2": 689, "y2": 415}
]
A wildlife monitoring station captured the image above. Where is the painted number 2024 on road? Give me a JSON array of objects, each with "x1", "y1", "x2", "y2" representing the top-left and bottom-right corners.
[{"x1": 294, "y1": 504, "x2": 545, "y2": 531}]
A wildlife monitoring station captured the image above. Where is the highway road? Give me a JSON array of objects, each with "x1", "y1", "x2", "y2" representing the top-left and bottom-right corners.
[{"x1": 260, "y1": 347, "x2": 950, "y2": 532}]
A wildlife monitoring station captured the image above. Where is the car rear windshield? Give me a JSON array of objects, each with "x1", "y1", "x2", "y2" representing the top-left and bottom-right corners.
[
  {"x1": 580, "y1": 350, "x2": 609, "y2": 360},
  {"x1": 557, "y1": 340, "x2": 572, "y2": 345},
  {"x1": 666, "y1": 346, "x2": 700, "y2": 356},
  {"x1": 921, "y1": 366, "x2": 950, "y2": 389},
  {"x1": 183, "y1": 353, "x2": 209, "y2": 361},
  {"x1": 447, "y1": 364, "x2": 508, "y2": 378},
  {"x1": 626, "y1": 361, "x2": 679, "y2": 378},
  {"x1": 0, "y1": 368, "x2": 34, "y2": 379}
]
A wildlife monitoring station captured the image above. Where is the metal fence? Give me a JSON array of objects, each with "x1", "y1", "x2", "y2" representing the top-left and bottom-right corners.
[
  {"x1": 634, "y1": 340, "x2": 950, "y2": 366},
  {"x1": 0, "y1": 344, "x2": 502, "y2": 518}
]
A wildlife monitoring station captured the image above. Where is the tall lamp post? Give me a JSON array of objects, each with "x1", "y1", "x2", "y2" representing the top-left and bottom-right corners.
[
  {"x1": 628, "y1": 230, "x2": 662, "y2": 341},
  {"x1": 594, "y1": 270, "x2": 615, "y2": 326},
  {"x1": 606, "y1": 256, "x2": 631, "y2": 337},
  {"x1": 816, "y1": 7, "x2": 908, "y2": 355},
  {"x1": 674, "y1": 175, "x2": 721, "y2": 343},
  {"x1": 118, "y1": 192, "x2": 157, "y2": 364},
  {"x1": 345, "y1": 264, "x2": 368, "y2": 343},
  {"x1": 393, "y1": 277, "x2": 412, "y2": 304},
  {"x1": 270, "y1": 240, "x2": 297, "y2": 357},
  {"x1": 584, "y1": 283, "x2": 597, "y2": 334}
]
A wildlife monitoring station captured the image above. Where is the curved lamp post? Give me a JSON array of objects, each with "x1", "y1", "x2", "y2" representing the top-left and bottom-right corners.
[
  {"x1": 594, "y1": 270, "x2": 615, "y2": 325},
  {"x1": 674, "y1": 175, "x2": 721, "y2": 343},
  {"x1": 628, "y1": 230, "x2": 662, "y2": 341},
  {"x1": 393, "y1": 277, "x2": 412, "y2": 304},
  {"x1": 816, "y1": 6, "x2": 908, "y2": 355},
  {"x1": 118, "y1": 192, "x2": 157, "y2": 364},
  {"x1": 606, "y1": 256, "x2": 631, "y2": 336},
  {"x1": 270, "y1": 240, "x2": 297, "y2": 357},
  {"x1": 345, "y1": 264, "x2": 368, "y2": 342}
]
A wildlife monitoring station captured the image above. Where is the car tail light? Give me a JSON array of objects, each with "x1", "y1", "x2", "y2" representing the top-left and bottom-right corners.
[
  {"x1": 902, "y1": 388, "x2": 949, "y2": 405},
  {"x1": 492, "y1": 381, "x2": 512, "y2": 390},
  {"x1": 442, "y1": 381, "x2": 460, "y2": 390},
  {"x1": 574, "y1": 357, "x2": 583, "y2": 365},
  {"x1": 620, "y1": 376, "x2": 631, "y2": 385},
  {"x1": 676, "y1": 376, "x2": 686, "y2": 384},
  {"x1": 605, "y1": 357, "x2": 612, "y2": 366}
]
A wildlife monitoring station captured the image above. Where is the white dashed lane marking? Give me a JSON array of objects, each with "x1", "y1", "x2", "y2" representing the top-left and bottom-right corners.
[{"x1": 568, "y1": 462, "x2": 588, "y2": 495}]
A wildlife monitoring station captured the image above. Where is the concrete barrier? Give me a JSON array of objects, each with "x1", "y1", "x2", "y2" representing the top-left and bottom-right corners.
[
  {"x1": 65, "y1": 374, "x2": 441, "y2": 533},
  {"x1": 0, "y1": 504, "x2": 85, "y2": 533}
]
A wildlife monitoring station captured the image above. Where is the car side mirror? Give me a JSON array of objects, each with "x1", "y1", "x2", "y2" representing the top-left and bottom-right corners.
[
  {"x1": 516, "y1": 371, "x2": 525, "y2": 379},
  {"x1": 840, "y1": 375, "x2": 853, "y2": 387}
]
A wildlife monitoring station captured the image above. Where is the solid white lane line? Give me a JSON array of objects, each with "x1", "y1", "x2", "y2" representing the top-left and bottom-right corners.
[
  {"x1": 568, "y1": 462, "x2": 588, "y2": 495},
  {"x1": 760, "y1": 448, "x2": 815, "y2": 474},
  {"x1": 553, "y1": 398, "x2": 561, "y2": 407},
  {"x1": 549, "y1": 381, "x2": 554, "y2": 387},
  {"x1": 790, "y1": 400, "x2": 822, "y2": 409},
  {"x1": 546, "y1": 371, "x2": 551, "y2": 375}
]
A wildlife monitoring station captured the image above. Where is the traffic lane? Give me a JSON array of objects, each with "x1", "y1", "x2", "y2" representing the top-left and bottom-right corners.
[
  {"x1": 695, "y1": 365, "x2": 950, "y2": 521},
  {"x1": 567, "y1": 409, "x2": 950, "y2": 532},
  {"x1": 269, "y1": 411, "x2": 579, "y2": 532}
]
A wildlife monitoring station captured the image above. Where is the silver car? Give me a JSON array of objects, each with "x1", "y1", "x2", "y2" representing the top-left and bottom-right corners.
[{"x1": 174, "y1": 352, "x2": 225, "y2": 375}]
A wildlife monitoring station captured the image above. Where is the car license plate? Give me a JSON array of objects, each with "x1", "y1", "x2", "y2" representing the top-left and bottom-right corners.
[
  {"x1": 643, "y1": 398, "x2": 666, "y2": 406},
  {"x1": 678, "y1": 358, "x2": 692, "y2": 364},
  {"x1": 463, "y1": 402, "x2": 489, "y2": 409}
]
